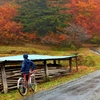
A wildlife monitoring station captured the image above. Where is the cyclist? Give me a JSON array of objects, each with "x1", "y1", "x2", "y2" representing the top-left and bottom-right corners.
[{"x1": 21, "y1": 54, "x2": 35, "y2": 93}]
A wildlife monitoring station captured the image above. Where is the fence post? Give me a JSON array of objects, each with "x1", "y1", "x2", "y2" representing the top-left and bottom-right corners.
[
  {"x1": 69, "y1": 58, "x2": 72, "y2": 72},
  {"x1": 1, "y1": 62, "x2": 8, "y2": 93},
  {"x1": 44, "y1": 60, "x2": 49, "y2": 81},
  {"x1": 76, "y1": 56, "x2": 78, "y2": 71}
]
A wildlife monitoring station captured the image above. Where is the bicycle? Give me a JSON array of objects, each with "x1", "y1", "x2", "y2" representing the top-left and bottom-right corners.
[{"x1": 17, "y1": 71, "x2": 37, "y2": 96}]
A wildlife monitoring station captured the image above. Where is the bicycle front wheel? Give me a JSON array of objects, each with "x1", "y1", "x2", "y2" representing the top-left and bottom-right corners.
[
  {"x1": 17, "y1": 77, "x2": 27, "y2": 96},
  {"x1": 30, "y1": 76, "x2": 37, "y2": 92}
]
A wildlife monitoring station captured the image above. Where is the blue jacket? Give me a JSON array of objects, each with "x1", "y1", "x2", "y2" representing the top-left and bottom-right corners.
[{"x1": 21, "y1": 59, "x2": 35, "y2": 74}]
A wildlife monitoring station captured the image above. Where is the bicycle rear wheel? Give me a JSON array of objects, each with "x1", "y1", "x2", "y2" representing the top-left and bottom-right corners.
[
  {"x1": 17, "y1": 77, "x2": 27, "y2": 96},
  {"x1": 30, "y1": 76, "x2": 37, "y2": 92}
]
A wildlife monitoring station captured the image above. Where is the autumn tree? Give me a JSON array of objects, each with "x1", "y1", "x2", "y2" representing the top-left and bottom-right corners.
[
  {"x1": 68, "y1": 0, "x2": 100, "y2": 38},
  {"x1": 41, "y1": 32, "x2": 68, "y2": 46},
  {"x1": 0, "y1": 3, "x2": 23, "y2": 44},
  {"x1": 65, "y1": 23, "x2": 90, "y2": 47},
  {"x1": 0, "y1": 4, "x2": 21, "y2": 34}
]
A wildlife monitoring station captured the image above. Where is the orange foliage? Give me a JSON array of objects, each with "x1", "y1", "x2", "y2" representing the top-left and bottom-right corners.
[
  {"x1": 23, "y1": 32, "x2": 38, "y2": 42},
  {"x1": 41, "y1": 32, "x2": 68, "y2": 45},
  {"x1": 0, "y1": 3, "x2": 23, "y2": 44},
  {"x1": 67, "y1": 0, "x2": 100, "y2": 37}
]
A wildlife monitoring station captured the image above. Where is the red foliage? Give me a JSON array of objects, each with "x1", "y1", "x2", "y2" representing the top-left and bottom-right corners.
[
  {"x1": 0, "y1": 3, "x2": 23, "y2": 44},
  {"x1": 60, "y1": 0, "x2": 100, "y2": 39},
  {"x1": 67, "y1": 0, "x2": 100, "y2": 37},
  {"x1": 23, "y1": 32, "x2": 39, "y2": 42},
  {"x1": 41, "y1": 32, "x2": 68, "y2": 45}
]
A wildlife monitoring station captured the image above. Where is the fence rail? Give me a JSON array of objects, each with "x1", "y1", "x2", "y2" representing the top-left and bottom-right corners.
[{"x1": 0, "y1": 54, "x2": 78, "y2": 93}]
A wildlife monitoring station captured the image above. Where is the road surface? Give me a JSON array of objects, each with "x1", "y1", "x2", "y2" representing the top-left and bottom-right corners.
[{"x1": 22, "y1": 70, "x2": 100, "y2": 100}]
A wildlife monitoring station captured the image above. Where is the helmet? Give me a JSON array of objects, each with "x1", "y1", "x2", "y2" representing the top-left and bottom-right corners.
[{"x1": 23, "y1": 54, "x2": 28, "y2": 59}]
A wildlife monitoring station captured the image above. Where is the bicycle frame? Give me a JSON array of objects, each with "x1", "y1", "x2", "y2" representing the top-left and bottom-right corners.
[
  {"x1": 28, "y1": 73, "x2": 35, "y2": 84},
  {"x1": 17, "y1": 72, "x2": 37, "y2": 96}
]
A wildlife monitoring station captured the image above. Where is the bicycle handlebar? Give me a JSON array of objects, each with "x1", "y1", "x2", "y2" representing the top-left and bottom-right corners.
[{"x1": 29, "y1": 70, "x2": 36, "y2": 74}]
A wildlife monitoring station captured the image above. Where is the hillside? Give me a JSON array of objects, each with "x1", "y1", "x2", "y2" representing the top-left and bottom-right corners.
[{"x1": 0, "y1": 0, "x2": 100, "y2": 47}]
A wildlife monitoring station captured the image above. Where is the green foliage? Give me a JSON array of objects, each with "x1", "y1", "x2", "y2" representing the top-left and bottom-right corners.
[
  {"x1": 78, "y1": 55, "x2": 95, "y2": 67},
  {"x1": 15, "y1": 0, "x2": 70, "y2": 36},
  {"x1": 69, "y1": 44, "x2": 78, "y2": 50},
  {"x1": 90, "y1": 37, "x2": 100, "y2": 45}
]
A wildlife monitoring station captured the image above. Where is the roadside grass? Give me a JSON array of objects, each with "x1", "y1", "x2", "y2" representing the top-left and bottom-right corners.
[
  {"x1": 0, "y1": 44, "x2": 100, "y2": 100},
  {"x1": 0, "y1": 43, "x2": 81, "y2": 56}
]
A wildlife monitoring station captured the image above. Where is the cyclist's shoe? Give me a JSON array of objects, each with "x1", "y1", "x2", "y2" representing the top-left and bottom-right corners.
[{"x1": 22, "y1": 87, "x2": 26, "y2": 93}]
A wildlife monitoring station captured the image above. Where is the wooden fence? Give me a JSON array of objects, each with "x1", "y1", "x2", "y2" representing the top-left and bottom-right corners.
[{"x1": 0, "y1": 54, "x2": 78, "y2": 93}]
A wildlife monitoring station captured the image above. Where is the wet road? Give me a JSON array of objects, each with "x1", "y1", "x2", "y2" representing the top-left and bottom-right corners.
[{"x1": 22, "y1": 70, "x2": 100, "y2": 100}]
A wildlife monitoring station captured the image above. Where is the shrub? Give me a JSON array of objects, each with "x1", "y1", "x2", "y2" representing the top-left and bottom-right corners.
[{"x1": 77, "y1": 55, "x2": 95, "y2": 67}]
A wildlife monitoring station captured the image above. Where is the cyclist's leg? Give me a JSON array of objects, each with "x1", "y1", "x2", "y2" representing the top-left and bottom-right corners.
[
  {"x1": 17, "y1": 77, "x2": 27, "y2": 96},
  {"x1": 26, "y1": 74, "x2": 29, "y2": 83},
  {"x1": 25, "y1": 74, "x2": 30, "y2": 88},
  {"x1": 22, "y1": 74, "x2": 29, "y2": 93},
  {"x1": 22, "y1": 85, "x2": 26, "y2": 93}
]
